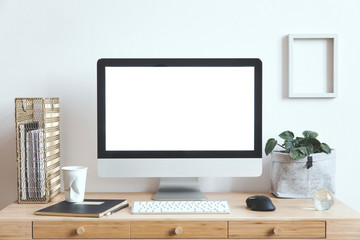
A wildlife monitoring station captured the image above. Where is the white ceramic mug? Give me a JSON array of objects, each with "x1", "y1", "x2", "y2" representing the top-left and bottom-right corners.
[{"x1": 61, "y1": 166, "x2": 88, "y2": 202}]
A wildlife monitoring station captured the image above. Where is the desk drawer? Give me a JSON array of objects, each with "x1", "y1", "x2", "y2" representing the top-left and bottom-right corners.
[
  {"x1": 33, "y1": 221, "x2": 129, "y2": 239},
  {"x1": 229, "y1": 221, "x2": 325, "y2": 239},
  {"x1": 131, "y1": 221, "x2": 227, "y2": 239}
]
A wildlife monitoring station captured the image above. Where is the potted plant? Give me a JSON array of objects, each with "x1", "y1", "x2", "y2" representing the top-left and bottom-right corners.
[{"x1": 265, "y1": 130, "x2": 335, "y2": 198}]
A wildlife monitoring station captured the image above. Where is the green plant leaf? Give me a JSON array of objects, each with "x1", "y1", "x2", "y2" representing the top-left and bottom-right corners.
[
  {"x1": 299, "y1": 146, "x2": 311, "y2": 155},
  {"x1": 265, "y1": 138, "x2": 277, "y2": 156},
  {"x1": 290, "y1": 147, "x2": 308, "y2": 160},
  {"x1": 279, "y1": 131, "x2": 294, "y2": 141},
  {"x1": 302, "y1": 130, "x2": 318, "y2": 139},
  {"x1": 320, "y1": 143, "x2": 331, "y2": 154},
  {"x1": 304, "y1": 138, "x2": 321, "y2": 152},
  {"x1": 293, "y1": 138, "x2": 300, "y2": 146},
  {"x1": 305, "y1": 144, "x2": 314, "y2": 155},
  {"x1": 283, "y1": 140, "x2": 293, "y2": 153}
]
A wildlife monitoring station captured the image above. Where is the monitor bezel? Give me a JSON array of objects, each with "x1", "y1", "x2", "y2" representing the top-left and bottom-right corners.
[{"x1": 97, "y1": 58, "x2": 262, "y2": 159}]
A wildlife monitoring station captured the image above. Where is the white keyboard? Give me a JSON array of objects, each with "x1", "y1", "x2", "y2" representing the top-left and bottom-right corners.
[{"x1": 131, "y1": 200, "x2": 231, "y2": 214}]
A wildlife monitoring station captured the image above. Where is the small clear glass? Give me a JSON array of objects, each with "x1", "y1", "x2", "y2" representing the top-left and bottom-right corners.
[{"x1": 313, "y1": 188, "x2": 335, "y2": 211}]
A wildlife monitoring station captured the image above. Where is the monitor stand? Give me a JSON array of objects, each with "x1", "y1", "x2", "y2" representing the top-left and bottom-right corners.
[{"x1": 152, "y1": 177, "x2": 207, "y2": 200}]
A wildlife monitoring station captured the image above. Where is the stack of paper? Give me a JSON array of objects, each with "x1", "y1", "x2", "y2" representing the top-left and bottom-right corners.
[{"x1": 19, "y1": 122, "x2": 46, "y2": 200}]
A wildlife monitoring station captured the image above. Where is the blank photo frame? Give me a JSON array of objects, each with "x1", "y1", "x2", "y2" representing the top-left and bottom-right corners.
[{"x1": 288, "y1": 34, "x2": 338, "y2": 98}]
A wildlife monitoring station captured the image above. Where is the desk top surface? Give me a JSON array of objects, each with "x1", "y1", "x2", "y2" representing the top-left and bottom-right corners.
[{"x1": 0, "y1": 192, "x2": 359, "y2": 221}]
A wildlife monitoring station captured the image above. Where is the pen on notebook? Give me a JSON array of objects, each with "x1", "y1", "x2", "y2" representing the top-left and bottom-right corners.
[{"x1": 106, "y1": 203, "x2": 129, "y2": 216}]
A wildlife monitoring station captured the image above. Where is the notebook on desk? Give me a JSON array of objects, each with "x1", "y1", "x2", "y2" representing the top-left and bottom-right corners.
[{"x1": 35, "y1": 199, "x2": 129, "y2": 218}]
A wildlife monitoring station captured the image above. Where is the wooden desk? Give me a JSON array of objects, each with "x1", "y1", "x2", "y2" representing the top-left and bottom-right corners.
[{"x1": 0, "y1": 192, "x2": 359, "y2": 239}]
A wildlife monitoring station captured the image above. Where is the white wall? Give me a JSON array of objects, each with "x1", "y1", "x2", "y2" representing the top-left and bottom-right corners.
[{"x1": 1, "y1": 0, "x2": 360, "y2": 211}]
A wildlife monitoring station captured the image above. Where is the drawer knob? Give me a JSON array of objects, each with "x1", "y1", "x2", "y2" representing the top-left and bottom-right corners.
[
  {"x1": 77, "y1": 226, "x2": 85, "y2": 235},
  {"x1": 174, "y1": 226, "x2": 183, "y2": 235},
  {"x1": 273, "y1": 227, "x2": 281, "y2": 235}
]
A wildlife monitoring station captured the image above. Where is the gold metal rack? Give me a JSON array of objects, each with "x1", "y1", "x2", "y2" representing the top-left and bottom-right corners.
[{"x1": 15, "y1": 98, "x2": 60, "y2": 203}]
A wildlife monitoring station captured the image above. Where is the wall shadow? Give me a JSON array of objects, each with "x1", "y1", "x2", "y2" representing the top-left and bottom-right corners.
[
  {"x1": 0, "y1": 116, "x2": 17, "y2": 210},
  {"x1": 282, "y1": 36, "x2": 289, "y2": 99},
  {"x1": 229, "y1": 156, "x2": 271, "y2": 192}
]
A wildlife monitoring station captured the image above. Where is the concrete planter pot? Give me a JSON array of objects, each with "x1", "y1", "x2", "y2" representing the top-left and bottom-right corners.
[{"x1": 271, "y1": 150, "x2": 336, "y2": 198}]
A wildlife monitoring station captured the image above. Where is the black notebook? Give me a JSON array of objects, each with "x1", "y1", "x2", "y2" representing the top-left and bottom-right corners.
[{"x1": 35, "y1": 199, "x2": 129, "y2": 218}]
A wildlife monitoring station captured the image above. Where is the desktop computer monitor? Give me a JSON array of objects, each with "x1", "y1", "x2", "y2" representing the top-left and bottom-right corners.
[{"x1": 97, "y1": 58, "x2": 262, "y2": 200}]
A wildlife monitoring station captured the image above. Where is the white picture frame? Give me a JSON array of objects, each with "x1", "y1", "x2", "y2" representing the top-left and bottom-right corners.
[{"x1": 288, "y1": 34, "x2": 338, "y2": 98}]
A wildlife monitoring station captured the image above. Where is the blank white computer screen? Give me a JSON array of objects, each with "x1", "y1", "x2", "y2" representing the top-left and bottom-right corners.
[{"x1": 105, "y1": 67, "x2": 254, "y2": 151}]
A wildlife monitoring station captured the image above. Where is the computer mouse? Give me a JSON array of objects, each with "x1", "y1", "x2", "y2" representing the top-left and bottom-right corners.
[{"x1": 246, "y1": 195, "x2": 276, "y2": 211}]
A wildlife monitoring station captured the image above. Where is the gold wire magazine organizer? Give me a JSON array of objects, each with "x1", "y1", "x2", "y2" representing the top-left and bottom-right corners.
[{"x1": 15, "y1": 98, "x2": 61, "y2": 203}]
